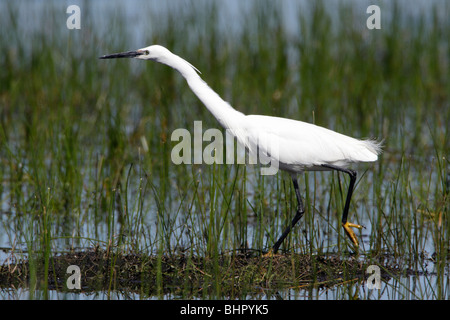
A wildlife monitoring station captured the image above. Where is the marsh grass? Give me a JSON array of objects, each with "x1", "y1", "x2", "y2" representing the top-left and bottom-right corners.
[{"x1": 0, "y1": 1, "x2": 448, "y2": 299}]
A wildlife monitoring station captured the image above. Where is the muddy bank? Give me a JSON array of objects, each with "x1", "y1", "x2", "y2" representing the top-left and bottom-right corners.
[{"x1": 0, "y1": 248, "x2": 400, "y2": 297}]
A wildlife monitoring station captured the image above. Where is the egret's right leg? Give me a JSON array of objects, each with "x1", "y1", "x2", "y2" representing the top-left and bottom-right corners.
[{"x1": 266, "y1": 176, "x2": 305, "y2": 256}]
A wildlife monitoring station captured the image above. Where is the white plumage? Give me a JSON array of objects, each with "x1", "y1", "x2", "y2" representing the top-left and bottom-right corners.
[{"x1": 240, "y1": 115, "x2": 380, "y2": 171}]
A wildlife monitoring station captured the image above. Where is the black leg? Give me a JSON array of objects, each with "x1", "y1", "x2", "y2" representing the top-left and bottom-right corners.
[
  {"x1": 271, "y1": 176, "x2": 305, "y2": 254},
  {"x1": 321, "y1": 164, "x2": 356, "y2": 224},
  {"x1": 321, "y1": 164, "x2": 362, "y2": 246}
]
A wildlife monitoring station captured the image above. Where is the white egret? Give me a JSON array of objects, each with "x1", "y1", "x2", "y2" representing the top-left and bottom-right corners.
[{"x1": 100, "y1": 45, "x2": 382, "y2": 254}]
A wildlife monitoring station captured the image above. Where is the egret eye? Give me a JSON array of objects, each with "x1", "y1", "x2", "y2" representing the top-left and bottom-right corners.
[{"x1": 144, "y1": 50, "x2": 149, "y2": 55}]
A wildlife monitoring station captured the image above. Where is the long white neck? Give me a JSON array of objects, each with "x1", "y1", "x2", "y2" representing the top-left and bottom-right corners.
[{"x1": 159, "y1": 53, "x2": 245, "y2": 130}]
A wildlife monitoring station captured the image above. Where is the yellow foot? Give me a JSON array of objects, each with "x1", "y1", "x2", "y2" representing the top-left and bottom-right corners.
[
  {"x1": 342, "y1": 221, "x2": 363, "y2": 246},
  {"x1": 263, "y1": 249, "x2": 275, "y2": 258},
  {"x1": 262, "y1": 249, "x2": 283, "y2": 257}
]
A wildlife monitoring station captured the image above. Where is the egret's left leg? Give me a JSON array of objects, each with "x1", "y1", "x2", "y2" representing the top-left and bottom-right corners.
[{"x1": 322, "y1": 164, "x2": 363, "y2": 247}]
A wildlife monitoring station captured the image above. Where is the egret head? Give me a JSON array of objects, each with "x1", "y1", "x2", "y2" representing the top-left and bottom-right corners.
[
  {"x1": 100, "y1": 45, "x2": 200, "y2": 75},
  {"x1": 99, "y1": 45, "x2": 172, "y2": 62},
  {"x1": 136, "y1": 45, "x2": 173, "y2": 61}
]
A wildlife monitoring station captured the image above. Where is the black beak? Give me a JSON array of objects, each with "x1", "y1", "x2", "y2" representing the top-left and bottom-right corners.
[{"x1": 99, "y1": 50, "x2": 144, "y2": 59}]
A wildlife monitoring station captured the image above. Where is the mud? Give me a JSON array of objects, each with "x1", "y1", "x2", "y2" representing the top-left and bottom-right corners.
[{"x1": 0, "y1": 248, "x2": 401, "y2": 297}]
